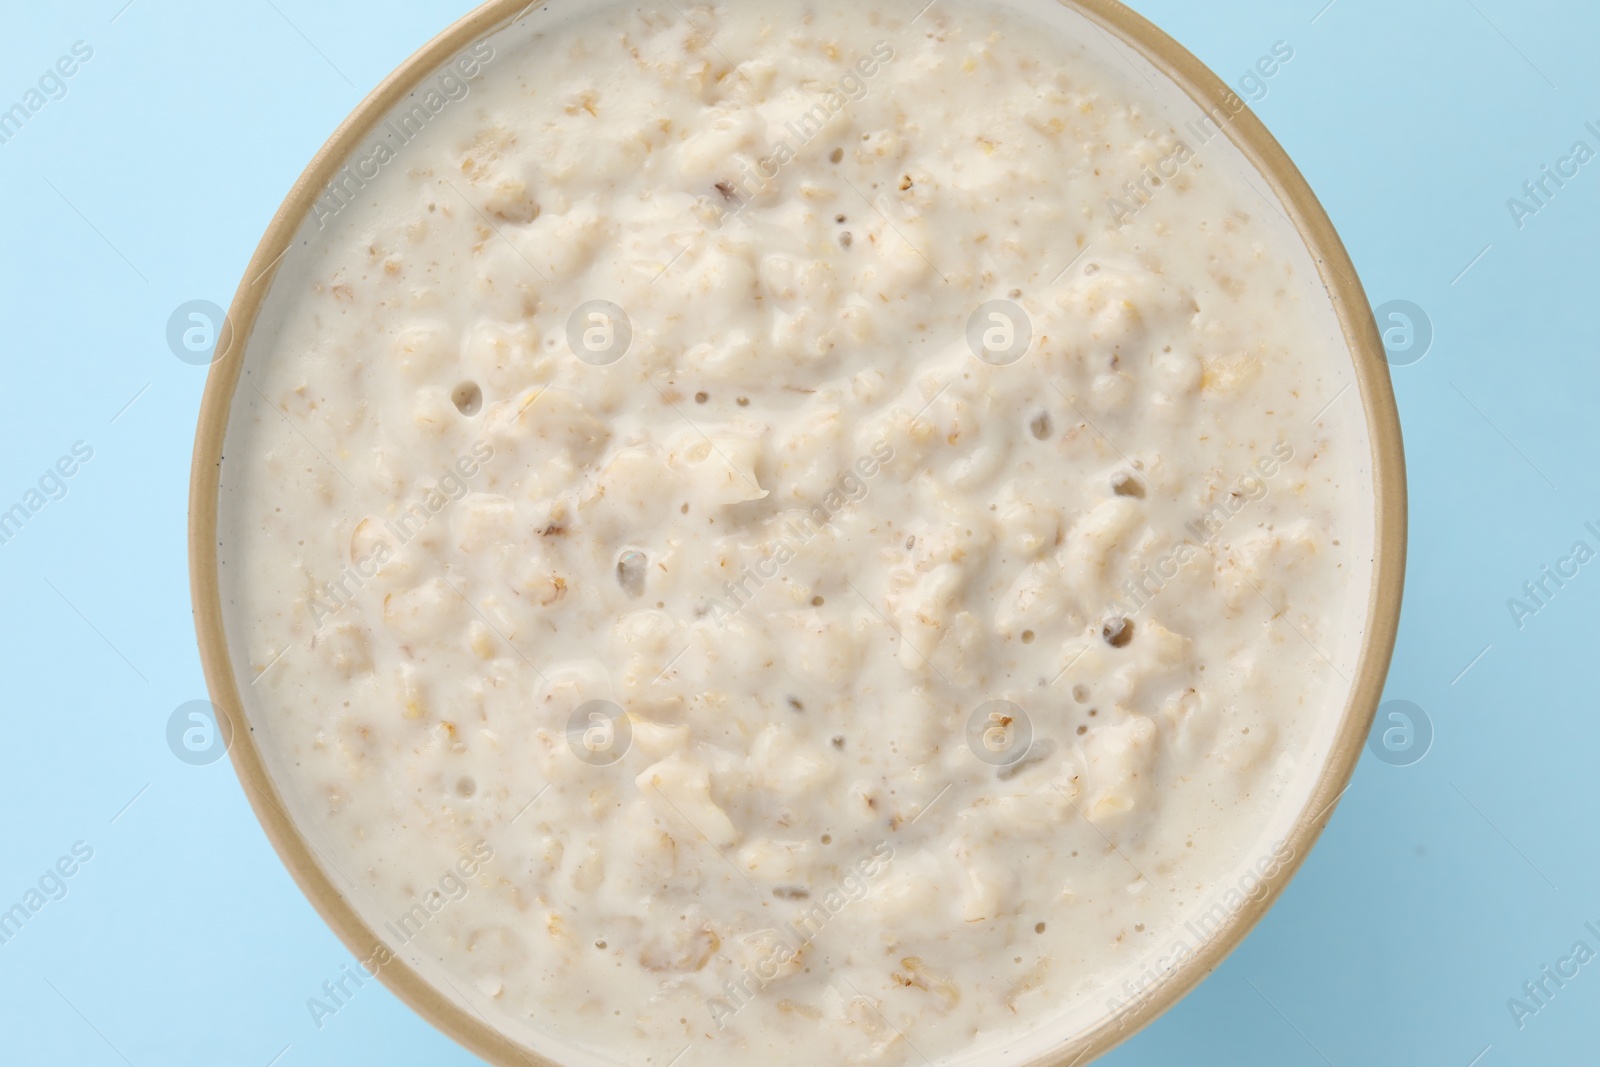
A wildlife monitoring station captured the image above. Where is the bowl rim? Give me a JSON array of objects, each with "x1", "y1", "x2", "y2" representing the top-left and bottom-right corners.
[{"x1": 188, "y1": 0, "x2": 1407, "y2": 1063}]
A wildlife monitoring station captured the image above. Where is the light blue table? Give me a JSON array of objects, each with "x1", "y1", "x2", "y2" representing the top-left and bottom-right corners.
[{"x1": 1, "y1": 1, "x2": 1592, "y2": 1064}]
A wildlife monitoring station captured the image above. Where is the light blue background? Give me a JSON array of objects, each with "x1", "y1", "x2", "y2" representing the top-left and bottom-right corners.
[{"x1": 0, "y1": 1, "x2": 1591, "y2": 1064}]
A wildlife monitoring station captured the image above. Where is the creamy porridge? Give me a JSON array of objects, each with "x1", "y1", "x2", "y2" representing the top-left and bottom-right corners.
[{"x1": 215, "y1": 0, "x2": 1376, "y2": 1063}]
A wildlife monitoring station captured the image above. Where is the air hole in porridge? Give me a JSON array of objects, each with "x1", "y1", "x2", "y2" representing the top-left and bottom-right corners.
[
  {"x1": 616, "y1": 551, "x2": 647, "y2": 597},
  {"x1": 1112, "y1": 473, "x2": 1145, "y2": 497},
  {"x1": 451, "y1": 381, "x2": 482, "y2": 415},
  {"x1": 1102, "y1": 618, "x2": 1134, "y2": 647}
]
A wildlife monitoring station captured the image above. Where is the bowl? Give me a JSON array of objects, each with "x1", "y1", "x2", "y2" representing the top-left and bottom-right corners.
[{"x1": 189, "y1": 1, "x2": 1406, "y2": 1062}]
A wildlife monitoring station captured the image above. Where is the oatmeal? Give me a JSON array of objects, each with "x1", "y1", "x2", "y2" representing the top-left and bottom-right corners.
[{"x1": 215, "y1": 1, "x2": 1376, "y2": 1064}]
